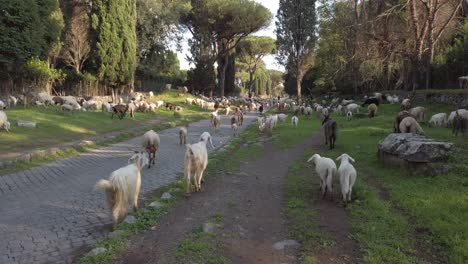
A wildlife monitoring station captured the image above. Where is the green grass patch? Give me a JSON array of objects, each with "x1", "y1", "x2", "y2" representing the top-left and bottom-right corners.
[
  {"x1": 272, "y1": 114, "x2": 321, "y2": 148},
  {"x1": 174, "y1": 229, "x2": 225, "y2": 264},
  {"x1": 323, "y1": 101, "x2": 467, "y2": 263}
]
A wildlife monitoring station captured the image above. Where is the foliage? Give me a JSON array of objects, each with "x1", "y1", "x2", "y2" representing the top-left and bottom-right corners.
[
  {"x1": 90, "y1": 0, "x2": 137, "y2": 86},
  {"x1": 184, "y1": 0, "x2": 271, "y2": 97},
  {"x1": 23, "y1": 57, "x2": 66, "y2": 85},
  {"x1": 276, "y1": 0, "x2": 318, "y2": 101},
  {"x1": 237, "y1": 36, "x2": 276, "y2": 96},
  {"x1": 0, "y1": 0, "x2": 63, "y2": 79}
]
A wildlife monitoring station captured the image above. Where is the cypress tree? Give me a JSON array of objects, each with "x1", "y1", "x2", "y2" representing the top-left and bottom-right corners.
[{"x1": 90, "y1": 0, "x2": 137, "y2": 87}]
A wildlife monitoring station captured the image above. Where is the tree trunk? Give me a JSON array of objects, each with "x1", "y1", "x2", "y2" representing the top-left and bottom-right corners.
[
  {"x1": 248, "y1": 70, "x2": 253, "y2": 98},
  {"x1": 219, "y1": 53, "x2": 229, "y2": 98},
  {"x1": 296, "y1": 76, "x2": 302, "y2": 104}
]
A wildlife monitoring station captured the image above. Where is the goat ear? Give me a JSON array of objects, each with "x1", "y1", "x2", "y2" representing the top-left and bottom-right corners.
[
  {"x1": 347, "y1": 154, "x2": 355, "y2": 163},
  {"x1": 335, "y1": 154, "x2": 342, "y2": 161}
]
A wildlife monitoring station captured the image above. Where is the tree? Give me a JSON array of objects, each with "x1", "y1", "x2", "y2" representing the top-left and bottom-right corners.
[
  {"x1": 0, "y1": 0, "x2": 63, "y2": 80},
  {"x1": 90, "y1": 0, "x2": 137, "y2": 88},
  {"x1": 276, "y1": 0, "x2": 317, "y2": 103},
  {"x1": 136, "y1": 0, "x2": 189, "y2": 60},
  {"x1": 237, "y1": 36, "x2": 276, "y2": 98},
  {"x1": 408, "y1": 0, "x2": 464, "y2": 90},
  {"x1": 62, "y1": 1, "x2": 90, "y2": 74},
  {"x1": 184, "y1": 0, "x2": 271, "y2": 97}
]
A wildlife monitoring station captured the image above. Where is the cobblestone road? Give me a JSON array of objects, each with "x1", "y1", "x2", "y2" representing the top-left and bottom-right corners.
[{"x1": 0, "y1": 114, "x2": 256, "y2": 264}]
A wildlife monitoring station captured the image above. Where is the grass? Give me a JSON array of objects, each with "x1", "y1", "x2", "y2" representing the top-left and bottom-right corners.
[
  {"x1": 76, "y1": 121, "x2": 262, "y2": 264},
  {"x1": 0, "y1": 90, "x2": 209, "y2": 176},
  {"x1": 324, "y1": 102, "x2": 468, "y2": 263},
  {"x1": 271, "y1": 101, "x2": 467, "y2": 263},
  {"x1": 0, "y1": 90, "x2": 205, "y2": 153}
]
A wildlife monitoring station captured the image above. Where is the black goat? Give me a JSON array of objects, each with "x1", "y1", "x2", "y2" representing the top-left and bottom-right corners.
[{"x1": 361, "y1": 97, "x2": 380, "y2": 107}]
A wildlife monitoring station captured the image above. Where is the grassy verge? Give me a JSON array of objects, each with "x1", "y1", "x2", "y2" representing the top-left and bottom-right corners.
[
  {"x1": 286, "y1": 151, "x2": 334, "y2": 261},
  {"x1": 0, "y1": 110, "x2": 207, "y2": 176},
  {"x1": 0, "y1": 90, "x2": 204, "y2": 153},
  {"x1": 324, "y1": 102, "x2": 467, "y2": 263},
  {"x1": 76, "y1": 122, "x2": 262, "y2": 264}
]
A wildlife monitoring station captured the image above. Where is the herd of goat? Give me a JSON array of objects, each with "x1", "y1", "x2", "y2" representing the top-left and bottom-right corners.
[{"x1": 1, "y1": 90, "x2": 468, "y2": 229}]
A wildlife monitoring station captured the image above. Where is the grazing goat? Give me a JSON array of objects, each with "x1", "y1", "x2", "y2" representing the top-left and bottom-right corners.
[
  {"x1": 394, "y1": 111, "x2": 416, "y2": 133},
  {"x1": 428, "y1": 113, "x2": 447, "y2": 127},
  {"x1": 336, "y1": 153, "x2": 357, "y2": 204},
  {"x1": 142, "y1": 130, "x2": 160, "y2": 168},
  {"x1": 200, "y1": 131, "x2": 215, "y2": 149},
  {"x1": 291, "y1": 115, "x2": 299, "y2": 127},
  {"x1": 362, "y1": 97, "x2": 379, "y2": 107},
  {"x1": 399, "y1": 116, "x2": 425, "y2": 135},
  {"x1": 368, "y1": 103, "x2": 378, "y2": 118},
  {"x1": 95, "y1": 152, "x2": 149, "y2": 227},
  {"x1": 112, "y1": 105, "x2": 129, "y2": 120},
  {"x1": 401, "y1": 98, "x2": 411, "y2": 110},
  {"x1": 184, "y1": 141, "x2": 208, "y2": 194},
  {"x1": 347, "y1": 111, "x2": 353, "y2": 120},
  {"x1": 322, "y1": 116, "x2": 337, "y2": 149},
  {"x1": 307, "y1": 154, "x2": 337, "y2": 200},
  {"x1": 346, "y1": 103, "x2": 360, "y2": 114},
  {"x1": 408, "y1": 106, "x2": 425, "y2": 122},
  {"x1": 0, "y1": 111, "x2": 11, "y2": 132},
  {"x1": 179, "y1": 127, "x2": 187, "y2": 145}
]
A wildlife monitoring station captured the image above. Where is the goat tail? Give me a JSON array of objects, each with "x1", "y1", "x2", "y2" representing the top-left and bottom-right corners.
[{"x1": 95, "y1": 179, "x2": 113, "y2": 191}]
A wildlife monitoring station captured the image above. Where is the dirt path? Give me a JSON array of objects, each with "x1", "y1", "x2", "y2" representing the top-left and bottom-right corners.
[
  {"x1": 305, "y1": 133, "x2": 361, "y2": 264},
  {"x1": 116, "y1": 131, "x2": 360, "y2": 264}
]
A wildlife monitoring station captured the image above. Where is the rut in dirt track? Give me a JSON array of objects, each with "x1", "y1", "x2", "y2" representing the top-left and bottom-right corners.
[{"x1": 116, "y1": 131, "x2": 360, "y2": 264}]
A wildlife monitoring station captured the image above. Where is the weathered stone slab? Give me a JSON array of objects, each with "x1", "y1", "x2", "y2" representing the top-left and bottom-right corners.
[{"x1": 16, "y1": 120, "x2": 37, "y2": 128}]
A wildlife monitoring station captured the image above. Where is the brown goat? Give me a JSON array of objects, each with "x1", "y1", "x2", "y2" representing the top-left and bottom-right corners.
[
  {"x1": 394, "y1": 111, "x2": 416, "y2": 133},
  {"x1": 112, "y1": 105, "x2": 129, "y2": 120}
]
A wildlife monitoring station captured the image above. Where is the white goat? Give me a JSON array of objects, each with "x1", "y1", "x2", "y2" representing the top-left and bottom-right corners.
[
  {"x1": 307, "y1": 154, "x2": 337, "y2": 200},
  {"x1": 278, "y1": 113, "x2": 288, "y2": 122},
  {"x1": 304, "y1": 106, "x2": 313, "y2": 117},
  {"x1": 346, "y1": 103, "x2": 360, "y2": 114},
  {"x1": 0, "y1": 111, "x2": 11, "y2": 132},
  {"x1": 347, "y1": 111, "x2": 353, "y2": 120},
  {"x1": 291, "y1": 115, "x2": 299, "y2": 127},
  {"x1": 408, "y1": 106, "x2": 425, "y2": 121},
  {"x1": 336, "y1": 153, "x2": 357, "y2": 204},
  {"x1": 95, "y1": 152, "x2": 149, "y2": 227},
  {"x1": 429, "y1": 113, "x2": 447, "y2": 127},
  {"x1": 200, "y1": 131, "x2": 215, "y2": 149},
  {"x1": 184, "y1": 141, "x2": 208, "y2": 193}
]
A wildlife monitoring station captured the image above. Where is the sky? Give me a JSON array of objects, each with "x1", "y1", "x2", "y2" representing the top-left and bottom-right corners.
[{"x1": 176, "y1": 0, "x2": 284, "y2": 72}]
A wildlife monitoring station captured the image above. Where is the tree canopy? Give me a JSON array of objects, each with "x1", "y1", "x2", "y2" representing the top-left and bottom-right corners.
[{"x1": 276, "y1": 0, "x2": 317, "y2": 101}]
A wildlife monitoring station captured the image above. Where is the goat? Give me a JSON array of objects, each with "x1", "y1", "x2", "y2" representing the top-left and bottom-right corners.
[{"x1": 95, "y1": 152, "x2": 149, "y2": 227}]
